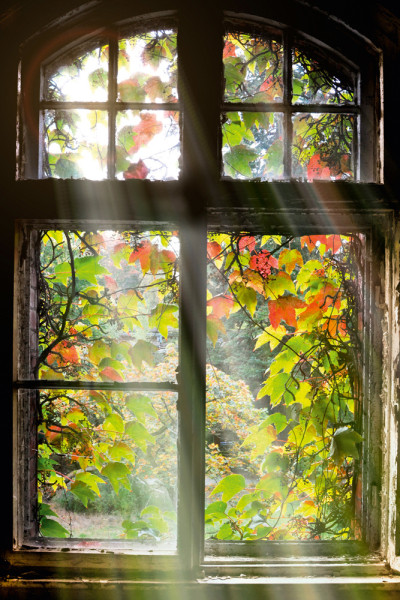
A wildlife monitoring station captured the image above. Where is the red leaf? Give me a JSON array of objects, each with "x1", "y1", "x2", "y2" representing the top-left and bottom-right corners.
[
  {"x1": 301, "y1": 235, "x2": 328, "y2": 252},
  {"x1": 223, "y1": 41, "x2": 236, "y2": 58},
  {"x1": 128, "y1": 113, "x2": 163, "y2": 154},
  {"x1": 207, "y1": 295, "x2": 234, "y2": 318},
  {"x1": 123, "y1": 160, "x2": 149, "y2": 180},
  {"x1": 307, "y1": 154, "x2": 331, "y2": 180},
  {"x1": 129, "y1": 240, "x2": 152, "y2": 273},
  {"x1": 104, "y1": 275, "x2": 118, "y2": 293},
  {"x1": 268, "y1": 295, "x2": 306, "y2": 329},
  {"x1": 207, "y1": 241, "x2": 222, "y2": 259},
  {"x1": 100, "y1": 367, "x2": 124, "y2": 382},
  {"x1": 238, "y1": 236, "x2": 256, "y2": 253},
  {"x1": 324, "y1": 235, "x2": 343, "y2": 254}
]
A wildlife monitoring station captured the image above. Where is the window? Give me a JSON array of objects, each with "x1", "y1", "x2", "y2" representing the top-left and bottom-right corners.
[{"x1": 13, "y1": 6, "x2": 391, "y2": 580}]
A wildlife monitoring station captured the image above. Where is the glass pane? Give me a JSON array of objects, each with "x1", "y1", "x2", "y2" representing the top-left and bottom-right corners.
[
  {"x1": 292, "y1": 46, "x2": 355, "y2": 105},
  {"x1": 43, "y1": 109, "x2": 108, "y2": 179},
  {"x1": 118, "y1": 30, "x2": 178, "y2": 103},
  {"x1": 116, "y1": 110, "x2": 180, "y2": 180},
  {"x1": 223, "y1": 31, "x2": 283, "y2": 103},
  {"x1": 43, "y1": 44, "x2": 109, "y2": 102},
  {"x1": 37, "y1": 230, "x2": 179, "y2": 381},
  {"x1": 222, "y1": 112, "x2": 283, "y2": 180},
  {"x1": 37, "y1": 389, "x2": 177, "y2": 548},
  {"x1": 205, "y1": 233, "x2": 363, "y2": 541},
  {"x1": 292, "y1": 113, "x2": 354, "y2": 181}
]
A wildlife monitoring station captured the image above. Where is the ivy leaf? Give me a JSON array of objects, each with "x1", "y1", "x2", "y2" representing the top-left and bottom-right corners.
[
  {"x1": 242, "y1": 424, "x2": 277, "y2": 459},
  {"x1": 102, "y1": 413, "x2": 125, "y2": 434},
  {"x1": 123, "y1": 160, "x2": 150, "y2": 179},
  {"x1": 329, "y1": 427, "x2": 363, "y2": 465},
  {"x1": 54, "y1": 157, "x2": 82, "y2": 179},
  {"x1": 207, "y1": 295, "x2": 234, "y2": 319},
  {"x1": 74, "y1": 471, "x2": 105, "y2": 496},
  {"x1": 70, "y1": 480, "x2": 96, "y2": 507},
  {"x1": 264, "y1": 272, "x2": 296, "y2": 298},
  {"x1": 118, "y1": 78, "x2": 146, "y2": 102},
  {"x1": 210, "y1": 473, "x2": 246, "y2": 502}
]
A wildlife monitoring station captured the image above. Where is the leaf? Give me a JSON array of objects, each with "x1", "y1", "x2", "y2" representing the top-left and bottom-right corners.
[
  {"x1": 125, "y1": 420, "x2": 156, "y2": 452},
  {"x1": 88, "y1": 68, "x2": 107, "y2": 90},
  {"x1": 205, "y1": 501, "x2": 228, "y2": 520},
  {"x1": 101, "y1": 461, "x2": 131, "y2": 494},
  {"x1": 235, "y1": 284, "x2": 257, "y2": 316},
  {"x1": 278, "y1": 249, "x2": 304, "y2": 275},
  {"x1": 268, "y1": 295, "x2": 306, "y2": 329},
  {"x1": 238, "y1": 236, "x2": 256, "y2": 253},
  {"x1": 118, "y1": 78, "x2": 146, "y2": 102},
  {"x1": 74, "y1": 471, "x2": 106, "y2": 496},
  {"x1": 329, "y1": 427, "x2": 363, "y2": 465},
  {"x1": 70, "y1": 480, "x2": 96, "y2": 507},
  {"x1": 123, "y1": 160, "x2": 150, "y2": 179},
  {"x1": 210, "y1": 473, "x2": 246, "y2": 502},
  {"x1": 207, "y1": 295, "x2": 234, "y2": 319},
  {"x1": 256, "y1": 472, "x2": 287, "y2": 499},
  {"x1": 129, "y1": 339, "x2": 158, "y2": 370},
  {"x1": 108, "y1": 442, "x2": 135, "y2": 463},
  {"x1": 128, "y1": 113, "x2": 163, "y2": 153},
  {"x1": 257, "y1": 372, "x2": 291, "y2": 405},
  {"x1": 74, "y1": 255, "x2": 109, "y2": 284},
  {"x1": 149, "y1": 304, "x2": 178, "y2": 338},
  {"x1": 126, "y1": 394, "x2": 157, "y2": 423},
  {"x1": 102, "y1": 413, "x2": 125, "y2": 434},
  {"x1": 207, "y1": 314, "x2": 226, "y2": 346},
  {"x1": 224, "y1": 144, "x2": 258, "y2": 177},
  {"x1": 207, "y1": 241, "x2": 222, "y2": 259},
  {"x1": 40, "y1": 517, "x2": 69, "y2": 538},
  {"x1": 242, "y1": 424, "x2": 277, "y2": 459},
  {"x1": 54, "y1": 157, "x2": 82, "y2": 179},
  {"x1": 100, "y1": 366, "x2": 124, "y2": 382},
  {"x1": 264, "y1": 272, "x2": 296, "y2": 298}
]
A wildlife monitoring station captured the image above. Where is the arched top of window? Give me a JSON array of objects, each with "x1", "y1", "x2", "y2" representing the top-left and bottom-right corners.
[{"x1": 19, "y1": 11, "x2": 379, "y2": 183}]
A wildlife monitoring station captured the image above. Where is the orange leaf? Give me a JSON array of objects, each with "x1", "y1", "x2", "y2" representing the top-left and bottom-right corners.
[
  {"x1": 128, "y1": 113, "x2": 162, "y2": 154},
  {"x1": 307, "y1": 153, "x2": 331, "y2": 180},
  {"x1": 268, "y1": 295, "x2": 306, "y2": 329},
  {"x1": 207, "y1": 295, "x2": 234, "y2": 318},
  {"x1": 129, "y1": 240, "x2": 152, "y2": 273}
]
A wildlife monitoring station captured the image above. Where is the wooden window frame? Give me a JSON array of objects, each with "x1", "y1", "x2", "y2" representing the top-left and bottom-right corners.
[{"x1": 10, "y1": 3, "x2": 399, "y2": 582}]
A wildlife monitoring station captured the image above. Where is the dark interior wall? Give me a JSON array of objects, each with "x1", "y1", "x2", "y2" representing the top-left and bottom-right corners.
[{"x1": 1, "y1": 1, "x2": 400, "y2": 597}]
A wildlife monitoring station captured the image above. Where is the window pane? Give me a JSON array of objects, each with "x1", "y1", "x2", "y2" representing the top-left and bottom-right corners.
[
  {"x1": 37, "y1": 230, "x2": 179, "y2": 382},
  {"x1": 37, "y1": 389, "x2": 177, "y2": 548},
  {"x1": 222, "y1": 112, "x2": 283, "y2": 179},
  {"x1": 292, "y1": 45, "x2": 355, "y2": 105},
  {"x1": 43, "y1": 44, "x2": 109, "y2": 102},
  {"x1": 116, "y1": 110, "x2": 180, "y2": 180},
  {"x1": 42, "y1": 109, "x2": 108, "y2": 179},
  {"x1": 118, "y1": 30, "x2": 178, "y2": 103},
  {"x1": 292, "y1": 113, "x2": 354, "y2": 181},
  {"x1": 223, "y1": 32, "x2": 283, "y2": 103},
  {"x1": 205, "y1": 233, "x2": 362, "y2": 542}
]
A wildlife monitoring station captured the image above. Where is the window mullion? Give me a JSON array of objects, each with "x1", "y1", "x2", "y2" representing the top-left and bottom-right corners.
[
  {"x1": 178, "y1": 217, "x2": 207, "y2": 574},
  {"x1": 108, "y1": 33, "x2": 118, "y2": 180},
  {"x1": 283, "y1": 30, "x2": 292, "y2": 179}
]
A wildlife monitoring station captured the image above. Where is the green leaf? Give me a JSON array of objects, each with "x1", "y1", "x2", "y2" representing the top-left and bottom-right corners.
[
  {"x1": 74, "y1": 471, "x2": 105, "y2": 496},
  {"x1": 126, "y1": 394, "x2": 157, "y2": 423},
  {"x1": 329, "y1": 427, "x2": 363, "y2": 465},
  {"x1": 54, "y1": 157, "x2": 82, "y2": 179},
  {"x1": 129, "y1": 339, "x2": 158, "y2": 370},
  {"x1": 125, "y1": 420, "x2": 156, "y2": 452},
  {"x1": 108, "y1": 441, "x2": 135, "y2": 463},
  {"x1": 224, "y1": 144, "x2": 258, "y2": 178},
  {"x1": 38, "y1": 502, "x2": 58, "y2": 518},
  {"x1": 101, "y1": 461, "x2": 131, "y2": 494},
  {"x1": 205, "y1": 501, "x2": 228, "y2": 520},
  {"x1": 210, "y1": 473, "x2": 246, "y2": 502},
  {"x1": 40, "y1": 517, "x2": 70, "y2": 538},
  {"x1": 70, "y1": 480, "x2": 97, "y2": 507},
  {"x1": 102, "y1": 413, "x2": 125, "y2": 434},
  {"x1": 74, "y1": 255, "x2": 109, "y2": 284},
  {"x1": 149, "y1": 304, "x2": 178, "y2": 338}
]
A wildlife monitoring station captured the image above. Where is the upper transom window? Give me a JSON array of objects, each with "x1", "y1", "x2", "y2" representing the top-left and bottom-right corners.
[
  {"x1": 221, "y1": 22, "x2": 358, "y2": 181},
  {"x1": 40, "y1": 24, "x2": 179, "y2": 180}
]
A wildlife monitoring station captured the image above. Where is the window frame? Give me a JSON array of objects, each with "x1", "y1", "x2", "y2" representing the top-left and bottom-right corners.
[{"x1": 10, "y1": 3, "x2": 396, "y2": 580}]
